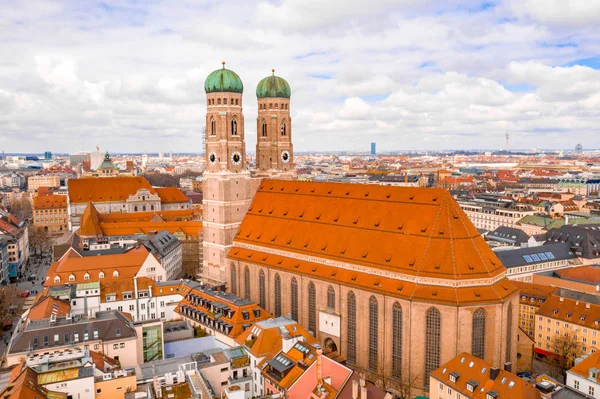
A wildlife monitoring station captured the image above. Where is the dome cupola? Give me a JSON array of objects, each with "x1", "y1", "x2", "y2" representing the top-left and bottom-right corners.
[
  {"x1": 256, "y1": 69, "x2": 291, "y2": 98},
  {"x1": 204, "y1": 62, "x2": 244, "y2": 94}
]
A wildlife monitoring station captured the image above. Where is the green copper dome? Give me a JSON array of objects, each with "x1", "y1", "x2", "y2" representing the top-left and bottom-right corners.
[
  {"x1": 256, "y1": 70, "x2": 291, "y2": 98},
  {"x1": 204, "y1": 62, "x2": 244, "y2": 94}
]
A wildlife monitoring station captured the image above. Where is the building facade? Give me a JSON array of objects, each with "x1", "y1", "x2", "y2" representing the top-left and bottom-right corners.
[
  {"x1": 28, "y1": 174, "x2": 61, "y2": 190},
  {"x1": 227, "y1": 181, "x2": 519, "y2": 395},
  {"x1": 33, "y1": 193, "x2": 68, "y2": 232}
]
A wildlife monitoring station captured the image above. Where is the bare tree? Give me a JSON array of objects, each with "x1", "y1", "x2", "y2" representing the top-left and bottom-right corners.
[
  {"x1": 395, "y1": 373, "x2": 421, "y2": 399},
  {"x1": 0, "y1": 286, "x2": 21, "y2": 336},
  {"x1": 28, "y1": 225, "x2": 52, "y2": 256},
  {"x1": 9, "y1": 197, "x2": 32, "y2": 221},
  {"x1": 543, "y1": 333, "x2": 583, "y2": 381}
]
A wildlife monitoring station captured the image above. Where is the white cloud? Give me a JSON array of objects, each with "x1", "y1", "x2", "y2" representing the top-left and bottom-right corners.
[{"x1": 0, "y1": 0, "x2": 598, "y2": 152}]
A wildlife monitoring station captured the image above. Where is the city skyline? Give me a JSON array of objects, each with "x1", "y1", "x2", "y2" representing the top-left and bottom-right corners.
[{"x1": 0, "y1": 0, "x2": 599, "y2": 153}]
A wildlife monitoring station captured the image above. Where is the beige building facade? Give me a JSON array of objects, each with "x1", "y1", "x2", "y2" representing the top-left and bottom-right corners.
[{"x1": 28, "y1": 175, "x2": 61, "y2": 191}]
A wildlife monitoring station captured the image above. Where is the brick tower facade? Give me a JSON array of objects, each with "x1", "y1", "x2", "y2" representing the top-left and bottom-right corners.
[
  {"x1": 255, "y1": 70, "x2": 294, "y2": 179},
  {"x1": 202, "y1": 63, "x2": 258, "y2": 286}
]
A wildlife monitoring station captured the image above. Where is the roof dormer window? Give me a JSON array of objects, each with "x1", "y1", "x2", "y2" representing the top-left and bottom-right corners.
[{"x1": 69, "y1": 274, "x2": 75, "y2": 282}]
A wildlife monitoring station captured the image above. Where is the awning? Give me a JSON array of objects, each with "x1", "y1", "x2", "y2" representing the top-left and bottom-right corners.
[{"x1": 534, "y1": 347, "x2": 561, "y2": 360}]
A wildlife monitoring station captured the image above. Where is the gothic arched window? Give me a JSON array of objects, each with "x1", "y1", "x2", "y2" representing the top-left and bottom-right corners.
[
  {"x1": 262, "y1": 121, "x2": 267, "y2": 137},
  {"x1": 291, "y1": 277, "x2": 299, "y2": 321},
  {"x1": 223, "y1": 98, "x2": 227, "y2": 105},
  {"x1": 308, "y1": 281, "x2": 316, "y2": 334},
  {"x1": 368, "y1": 296, "x2": 379, "y2": 371},
  {"x1": 506, "y1": 304, "x2": 513, "y2": 361},
  {"x1": 244, "y1": 266, "x2": 250, "y2": 300},
  {"x1": 327, "y1": 286, "x2": 335, "y2": 310},
  {"x1": 281, "y1": 121, "x2": 287, "y2": 136},
  {"x1": 259, "y1": 270, "x2": 266, "y2": 309},
  {"x1": 231, "y1": 119, "x2": 237, "y2": 136},
  {"x1": 217, "y1": 98, "x2": 221, "y2": 105},
  {"x1": 230, "y1": 264, "x2": 237, "y2": 296},
  {"x1": 472, "y1": 308, "x2": 486, "y2": 359},
  {"x1": 392, "y1": 302, "x2": 403, "y2": 378},
  {"x1": 211, "y1": 119, "x2": 216, "y2": 136},
  {"x1": 274, "y1": 273, "x2": 282, "y2": 317},
  {"x1": 425, "y1": 307, "x2": 441, "y2": 388},
  {"x1": 347, "y1": 291, "x2": 356, "y2": 364}
]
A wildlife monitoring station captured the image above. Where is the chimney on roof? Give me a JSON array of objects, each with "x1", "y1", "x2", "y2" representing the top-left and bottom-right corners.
[
  {"x1": 490, "y1": 366, "x2": 500, "y2": 381},
  {"x1": 504, "y1": 362, "x2": 512, "y2": 373},
  {"x1": 360, "y1": 378, "x2": 367, "y2": 399},
  {"x1": 352, "y1": 379, "x2": 359, "y2": 399},
  {"x1": 559, "y1": 296, "x2": 564, "y2": 302},
  {"x1": 587, "y1": 303, "x2": 591, "y2": 309}
]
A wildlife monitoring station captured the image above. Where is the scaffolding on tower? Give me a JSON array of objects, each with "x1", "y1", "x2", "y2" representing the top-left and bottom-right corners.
[{"x1": 201, "y1": 127, "x2": 206, "y2": 155}]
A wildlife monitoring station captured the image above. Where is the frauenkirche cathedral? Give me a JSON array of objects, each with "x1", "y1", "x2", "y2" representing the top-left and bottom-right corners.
[{"x1": 201, "y1": 63, "x2": 519, "y2": 394}]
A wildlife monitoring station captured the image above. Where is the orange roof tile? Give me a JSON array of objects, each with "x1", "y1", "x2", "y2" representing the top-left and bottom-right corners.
[
  {"x1": 235, "y1": 319, "x2": 317, "y2": 359},
  {"x1": 569, "y1": 350, "x2": 600, "y2": 379},
  {"x1": 431, "y1": 352, "x2": 540, "y2": 399},
  {"x1": 537, "y1": 294, "x2": 600, "y2": 330},
  {"x1": 155, "y1": 187, "x2": 189, "y2": 203},
  {"x1": 513, "y1": 281, "x2": 557, "y2": 306},
  {"x1": 27, "y1": 296, "x2": 71, "y2": 321},
  {"x1": 68, "y1": 176, "x2": 155, "y2": 203},
  {"x1": 79, "y1": 203, "x2": 103, "y2": 236},
  {"x1": 45, "y1": 246, "x2": 150, "y2": 286},
  {"x1": 33, "y1": 194, "x2": 67, "y2": 210},
  {"x1": 233, "y1": 180, "x2": 506, "y2": 282},
  {"x1": 555, "y1": 266, "x2": 600, "y2": 284}
]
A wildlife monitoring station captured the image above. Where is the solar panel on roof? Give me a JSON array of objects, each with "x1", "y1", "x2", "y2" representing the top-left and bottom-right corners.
[
  {"x1": 523, "y1": 255, "x2": 533, "y2": 263},
  {"x1": 538, "y1": 253, "x2": 548, "y2": 261},
  {"x1": 531, "y1": 254, "x2": 541, "y2": 262},
  {"x1": 545, "y1": 252, "x2": 555, "y2": 259}
]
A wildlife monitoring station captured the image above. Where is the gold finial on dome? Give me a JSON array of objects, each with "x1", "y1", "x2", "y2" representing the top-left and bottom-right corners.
[{"x1": 222, "y1": 61, "x2": 226, "y2": 68}]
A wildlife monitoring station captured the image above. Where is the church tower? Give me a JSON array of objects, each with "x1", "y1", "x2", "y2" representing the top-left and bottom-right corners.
[
  {"x1": 255, "y1": 70, "x2": 294, "y2": 178},
  {"x1": 201, "y1": 62, "x2": 257, "y2": 286}
]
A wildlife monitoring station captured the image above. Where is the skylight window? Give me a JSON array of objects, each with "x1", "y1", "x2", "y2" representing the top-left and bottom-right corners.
[
  {"x1": 531, "y1": 254, "x2": 541, "y2": 262},
  {"x1": 545, "y1": 252, "x2": 555, "y2": 259},
  {"x1": 523, "y1": 255, "x2": 533, "y2": 263}
]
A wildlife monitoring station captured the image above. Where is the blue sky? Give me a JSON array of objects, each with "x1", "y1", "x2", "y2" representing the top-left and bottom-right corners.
[{"x1": 0, "y1": 0, "x2": 599, "y2": 152}]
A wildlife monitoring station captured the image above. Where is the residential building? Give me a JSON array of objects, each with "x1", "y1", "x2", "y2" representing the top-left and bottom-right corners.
[
  {"x1": 429, "y1": 352, "x2": 540, "y2": 399},
  {"x1": 261, "y1": 340, "x2": 353, "y2": 399},
  {"x1": 458, "y1": 200, "x2": 536, "y2": 231},
  {"x1": 141, "y1": 230, "x2": 183, "y2": 280},
  {"x1": 514, "y1": 282, "x2": 557, "y2": 339},
  {"x1": 533, "y1": 266, "x2": 600, "y2": 295},
  {"x1": 567, "y1": 351, "x2": 600, "y2": 398},
  {"x1": 0, "y1": 236, "x2": 9, "y2": 284},
  {"x1": 545, "y1": 225, "x2": 600, "y2": 265},
  {"x1": 175, "y1": 285, "x2": 271, "y2": 347},
  {"x1": 1, "y1": 171, "x2": 26, "y2": 188},
  {"x1": 534, "y1": 293, "x2": 600, "y2": 359},
  {"x1": 235, "y1": 316, "x2": 317, "y2": 397},
  {"x1": 0, "y1": 208, "x2": 29, "y2": 279},
  {"x1": 487, "y1": 226, "x2": 531, "y2": 247},
  {"x1": 496, "y1": 243, "x2": 581, "y2": 282},
  {"x1": 6, "y1": 310, "x2": 139, "y2": 367},
  {"x1": 28, "y1": 175, "x2": 61, "y2": 190},
  {"x1": 33, "y1": 192, "x2": 68, "y2": 232}
]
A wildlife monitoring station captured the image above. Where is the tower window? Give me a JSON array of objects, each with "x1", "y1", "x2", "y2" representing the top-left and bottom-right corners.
[
  {"x1": 281, "y1": 121, "x2": 287, "y2": 136},
  {"x1": 262, "y1": 122, "x2": 267, "y2": 137},
  {"x1": 269, "y1": 103, "x2": 273, "y2": 109},
  {"x1": 275, "y1": 103, "x2": 278, "y2": 109},
  {"x1": 224, "y1": 98, "x2": 227, "y2": 105},
  {"x1": 217, "y1": 99, "x2": 221, "y2": 105},
  {"x1": 235, "y1": 99, "x2": 239, "y2": 105},
  {"x1": 231, "y1": 119, "x2": 238, "y2": 136},
  {"x1": 211, "y1": 119, "x2": 216, "y2": 136}
]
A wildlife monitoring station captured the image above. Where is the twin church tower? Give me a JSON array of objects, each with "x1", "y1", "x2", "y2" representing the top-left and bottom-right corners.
[{"x1": 202, "y1": 62, "x2": 294, "y2": 285}]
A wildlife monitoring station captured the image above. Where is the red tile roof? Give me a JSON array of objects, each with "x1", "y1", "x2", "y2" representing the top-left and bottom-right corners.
[
  {"x1": 68, "y1": 176, "x2": 155, "y2": 203},
  {"x1": 155, "y1": 187, "x2": 189, "y2": 203}
]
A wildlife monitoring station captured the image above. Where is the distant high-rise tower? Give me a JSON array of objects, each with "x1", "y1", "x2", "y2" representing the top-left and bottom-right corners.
[
  {"x1": 43, "y1": 151, "x2": 52, "y2": 160},
  {"x1": 575, "y1": 143, "x2": 583, "y2": 154},
  {"x1": 371, "y1": 142, "x2": 376, "y2": 155},
  {"x1": 505, "y1": 133, "x2": 510, "y2": 153},
  {"x1": 255, "y1": 69, "x2": 293, "y2": 178}
]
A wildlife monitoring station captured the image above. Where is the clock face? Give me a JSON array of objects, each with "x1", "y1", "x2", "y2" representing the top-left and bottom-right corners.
[
  {"x1": 281, "y1": 150, "x2": 290, "y2": 163},
  {"x1": 231, "y1": 152, "x2": 242, "y2": 165},
  {"x1": 209, "y1": 152, "x2": 217, "y2": 164}
]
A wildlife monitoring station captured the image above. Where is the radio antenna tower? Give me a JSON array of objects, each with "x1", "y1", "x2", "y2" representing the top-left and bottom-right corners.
[{"x1": 505, "y1": 132, "x2": 510, "y2": 153}]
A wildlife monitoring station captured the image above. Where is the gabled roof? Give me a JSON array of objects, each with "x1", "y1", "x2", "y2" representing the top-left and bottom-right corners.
[
  {"x1": 33, "y1": 195, "x2": 67, "y2": 210},
  {"x1": 431, "y1": 352, "x2": 540, "y2": 399},
  {"x1": 0, "y1": 367, "x2": 66, "y2": 399},
  {"x1": 569, "y1": 350, "x2": 600, "y2": 380},
  {"x1": 68, "y1": 176, "x2": 155, "y2": 203},
  {"x1": 27, "y1": 296, "x2": 71, "y2": 321},
  {"x1": 79, "y1": 203, "x2": 103, "y2": 236},
  {"x1": 233, "y1": 180, "x2": 506, "y2": 282}
]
